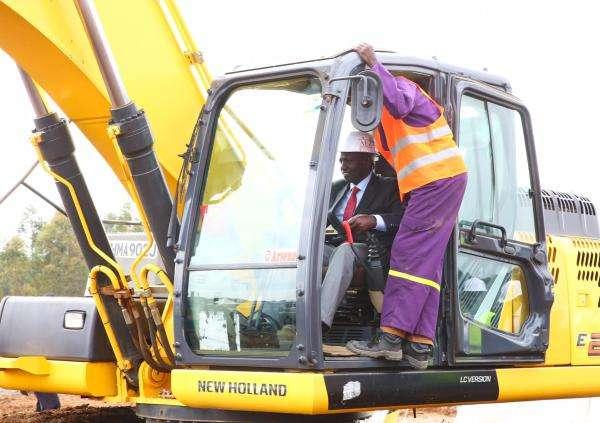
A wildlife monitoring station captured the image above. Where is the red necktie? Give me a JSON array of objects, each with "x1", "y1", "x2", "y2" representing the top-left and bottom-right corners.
[{"x1": 343, "y1": 186, "x2": 360, "y2": 221}]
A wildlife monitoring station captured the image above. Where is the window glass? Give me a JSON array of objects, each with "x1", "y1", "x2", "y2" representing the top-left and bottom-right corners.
[
  {"x1": 185, "y1": 76, "x2": 322, "y2": 356},
  {"x1": 458, "y1": 95, "x2": 535, "y2": 243},
  {"x1": 457, "y1": 252, "x2": 529, "y2": 337},
  {"x1": 488, "y1": 104, "x2": 536, "y2": 241},
  {"x1": 185, "y1": 269, "x2": 297, "y2": 355},
  {"x1": 458, "y1": 96, "x2": 494, "y2": 226}
]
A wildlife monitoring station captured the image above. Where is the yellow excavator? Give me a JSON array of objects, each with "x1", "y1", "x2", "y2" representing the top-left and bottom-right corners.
[{"x1": 0, "y1": 1, "x2": 599, "y2": 421}]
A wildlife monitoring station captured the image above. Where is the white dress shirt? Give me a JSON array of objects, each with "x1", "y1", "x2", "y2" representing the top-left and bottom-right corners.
[{"x1": 333, "y1": 173, "x2": 386, "y2": 231}]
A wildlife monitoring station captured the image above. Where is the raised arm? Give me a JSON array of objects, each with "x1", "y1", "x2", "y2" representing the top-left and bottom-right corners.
[{"x1": 354, "y1": 43, "x2": 440, "y2": 126}]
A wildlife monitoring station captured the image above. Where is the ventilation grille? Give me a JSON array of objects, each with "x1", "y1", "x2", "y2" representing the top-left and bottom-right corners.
[
  {"x1": 539, "y1": 189, "x2": 599, "y2": 238},
  {"x1": 541, "y1": 190, "x2": 597, "y2": 215},
  {"x1": 547, "y1": 235, "x2": 560, "y2": 284},
  {"x1": 571, "y1": 237, "x2": 600, "y2": 309}
]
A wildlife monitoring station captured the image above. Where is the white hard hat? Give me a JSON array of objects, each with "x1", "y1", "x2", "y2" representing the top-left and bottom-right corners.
[
  {"x1": 340, "y1": 131, "x2": 376, "y2": 154},
  {"x1": 463, "y1": 277, "x2": 487, "y2": 292}
]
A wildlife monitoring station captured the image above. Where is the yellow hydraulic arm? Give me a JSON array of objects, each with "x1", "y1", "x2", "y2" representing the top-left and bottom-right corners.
[{"x1": 0, "y1": 0, "x2": 206, "y2": 195}]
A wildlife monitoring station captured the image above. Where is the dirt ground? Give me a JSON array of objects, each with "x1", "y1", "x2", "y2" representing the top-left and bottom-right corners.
[
  {"x1": 390, "y1": 407, "x2": 456, "y2": 422},
  {"x1": 0, "y1": 390, "x2": 140, "y2": 422},
  {"x1": 0, "y1": 389, "x2": 455, "y2": 422}
]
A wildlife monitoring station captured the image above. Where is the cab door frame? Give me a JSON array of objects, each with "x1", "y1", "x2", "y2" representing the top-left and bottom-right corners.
[
  {"x1": 173, "y1": 67, "x2": 332, "y2": 370},
  {"x1": 445, "y1": 77, "x2": 554, "y2": 365}
]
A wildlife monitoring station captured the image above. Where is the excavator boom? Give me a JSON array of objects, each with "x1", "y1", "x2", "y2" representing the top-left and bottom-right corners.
[{"x1": 0, "y1": 0, "x2": 206, "y2": 195}]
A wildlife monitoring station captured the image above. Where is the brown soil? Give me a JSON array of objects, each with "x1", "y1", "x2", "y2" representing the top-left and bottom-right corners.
[
  {"x1": 0, "y1": 390, "x2": 456, "y2": 422},
  {"x1": 390, "y1": 406, "x2": 456, "y2": 422},
  {"x1": 0, "y1": 391, "x2": 140, "y2": 422}
]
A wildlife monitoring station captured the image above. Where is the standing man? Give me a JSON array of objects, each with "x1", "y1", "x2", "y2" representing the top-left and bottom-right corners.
[
  {"x1": 346, "y1": 43, "x2": 468, "y2": 369},
  {"x1": 321, "y1": 131, "x2": 403, "y2": 333}
]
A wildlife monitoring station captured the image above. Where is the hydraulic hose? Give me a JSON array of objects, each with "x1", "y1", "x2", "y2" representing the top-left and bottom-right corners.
[
  {"x1": 131, "y1": 302, "x2": 171, "y2": 373},
  {"x1": 88, "y1": 266, "x2": 130, "y2": 372},
  {"x1": 141, "y1": 299, "x2": 172, "y2": 369},
  {"x1": 139, "y1": 264, "x2": 176, "y2": 365}
]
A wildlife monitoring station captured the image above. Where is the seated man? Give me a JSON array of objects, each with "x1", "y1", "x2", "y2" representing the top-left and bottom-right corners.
[{"x1": 321, "y1": 131, "x2": 403, "y2": 332}]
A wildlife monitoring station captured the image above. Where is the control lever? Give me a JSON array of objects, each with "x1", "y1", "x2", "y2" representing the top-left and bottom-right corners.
[
  {"x1": 364, "y1": 232, "x2": 385, "y2": 291},
  {"x1": 341, "y1": 220, "x2": 386, "y2": 297},
  {"x1": 342, "y1": 220, "x2": 354, "y2": 244}
]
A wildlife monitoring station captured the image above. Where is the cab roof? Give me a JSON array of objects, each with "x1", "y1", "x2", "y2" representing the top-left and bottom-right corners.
[{"x1": 224, "y1": 50, "x2": 511, "y2": 92}]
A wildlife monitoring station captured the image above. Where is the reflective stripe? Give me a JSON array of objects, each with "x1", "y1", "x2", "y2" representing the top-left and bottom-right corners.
[
  {"x1": 397, "y1": 146, "x2": 463, "y2": 181},
  {"x1": 388, "y1": 269, "x2": 440, "y2": 291},
  {"x1": 390, "y1": 125, "x2": 453, "y2": 155}
]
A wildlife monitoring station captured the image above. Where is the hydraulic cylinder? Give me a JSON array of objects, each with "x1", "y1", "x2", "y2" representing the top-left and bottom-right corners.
[
  {"x1": 75, "y1": 0, "x2": 176, "y2": 278},
  {"x1": 32, "y1": 111, "x2": 141, "y2": 382}
]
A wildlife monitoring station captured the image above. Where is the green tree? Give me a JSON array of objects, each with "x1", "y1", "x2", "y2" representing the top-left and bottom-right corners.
[
  {"x1": 29, "y1": 213, "x2": 88, "y2": 296},
  {"x1": 0, "y1": 210, "x2": 89, "y2": 297},
  {"x1": 17, "y1": 205, "x2": 44, "y2": 251},
  {"x1": 104, "y1": 202, "x2": 143, "y2": 233},
  {"x1": 0, "y1": 236, "x2": 34, "y2": 297}
]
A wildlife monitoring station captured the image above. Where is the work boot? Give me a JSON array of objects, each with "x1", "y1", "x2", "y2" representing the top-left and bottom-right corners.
[
  {"x1": 346, "y1": 331, "x2": 403, "y2": 360},
  {"x1": 402, "y1": 340, "x2": 433, "y2": 370}
]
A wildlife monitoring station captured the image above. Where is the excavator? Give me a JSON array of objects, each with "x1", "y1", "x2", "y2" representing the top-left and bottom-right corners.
[{"x1": 0, "y1": 1, "x2": 599, "y2": 422}]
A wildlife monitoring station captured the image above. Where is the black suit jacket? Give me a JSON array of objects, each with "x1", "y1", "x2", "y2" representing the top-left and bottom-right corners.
[{"x1": 327, "y1": 174, "x2": 404, "y2": 260}]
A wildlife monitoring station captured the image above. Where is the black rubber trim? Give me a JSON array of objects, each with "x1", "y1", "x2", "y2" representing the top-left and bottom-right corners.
[
  {"x1": 135, "y1": 403, "x2": 370, "y2": 422},
  {"x1": 324, "y1": 369, "x2": 498, "y2": 409}
]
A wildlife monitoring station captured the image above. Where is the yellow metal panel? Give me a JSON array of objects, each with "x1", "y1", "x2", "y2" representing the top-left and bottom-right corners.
[
  {"x1": 0, "y1": 358, "x2": 117, "y2": 397},
  {"x1": 563, "y1": 237, "x2": 600, "y2": 365},
  {"x1": 0, "y1": 356, "x2": 50, "y2": 375},
  {"x1": 543, "y1": 235, "x2": 572, "y2": 365},
  {"x1": 171, "y1": 369, "x2": 329, "y2": 415},
  {"x1": 497, "y1": 366, "x2": 600, "y2": 401},
  {"x1": 0, "y1": 0, "x2": 206, "y2": 195}
]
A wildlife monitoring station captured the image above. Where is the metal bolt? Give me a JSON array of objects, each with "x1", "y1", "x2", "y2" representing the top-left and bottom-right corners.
[
  {"x1": 534, "y1": 250, "x2": 547, "y2": 263},
  {"x1": 297, "y1": 344, "x2": 305, "y2": 351},
  {"x1": 320, "y1": 105, "x2": 326, "y2": 111},
  {"x1": 296, "y1": 289, "x2": 304, "y2": 297},
  {"x1": 175, "y1": 353, "x2": 182, "y2": 360},
  {"x1": 297, "y1": 255, "x2": 306, "y2": 260},
  {"x1": 175, "y1": 258, "x2": 183, "y2": 264},
  {"x1": 174, "y1": 291, "x2": 181, "y2": 298},
  {"x1": 298, "y1": 356, "x2": 308, "y2": 365},
  {"x1": 173, "y1": 341, "x2": 181, "y2": 348}
]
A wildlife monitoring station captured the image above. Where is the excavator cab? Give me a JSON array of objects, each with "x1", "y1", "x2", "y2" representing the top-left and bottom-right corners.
[
  {"x1": 173, "y1": 51, "x2": 554, "y2": 381},
  {"x1": 0, "y1": 49, "x2": 564, "y2": 420}
]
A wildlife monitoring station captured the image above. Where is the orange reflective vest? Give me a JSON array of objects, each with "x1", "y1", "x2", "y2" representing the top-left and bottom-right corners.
[{"x1": 374, "y1": 89, "x2": 466, "y2": 198}]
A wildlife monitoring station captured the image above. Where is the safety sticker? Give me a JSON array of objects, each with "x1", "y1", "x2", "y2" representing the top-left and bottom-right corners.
[{"x1": 342, "y1": 381, "x2": 362, "y2": 401}]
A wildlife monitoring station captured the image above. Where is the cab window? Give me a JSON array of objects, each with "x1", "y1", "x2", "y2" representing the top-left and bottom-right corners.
[
  {"x1": 185, "y1": 76, "x2": 322, "y2": 356},
  {"x1": 458, "y1": 95, "x2": 535, "y2": 243},
  {"x1": 458, "y1": 253, "x2": 529, "y2": 340}
]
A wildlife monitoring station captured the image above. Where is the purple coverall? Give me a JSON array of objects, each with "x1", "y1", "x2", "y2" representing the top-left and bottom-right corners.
[{"x1": 370, "y1": 62, "x2": 468, "y2": 342}]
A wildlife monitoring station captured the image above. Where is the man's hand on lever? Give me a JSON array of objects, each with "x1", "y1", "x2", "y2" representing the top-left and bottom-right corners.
[
  {"x1": 348, "y1": 214, "x2": 377, "y2": 234},
  {"x1": 354, "y1": 43, "x2": 377, "y2": 67}
]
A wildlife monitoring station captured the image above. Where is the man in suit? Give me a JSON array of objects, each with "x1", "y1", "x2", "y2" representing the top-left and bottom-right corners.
[{"x1": 321, "y1": 131, "x2": 403, "y2": 332}]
